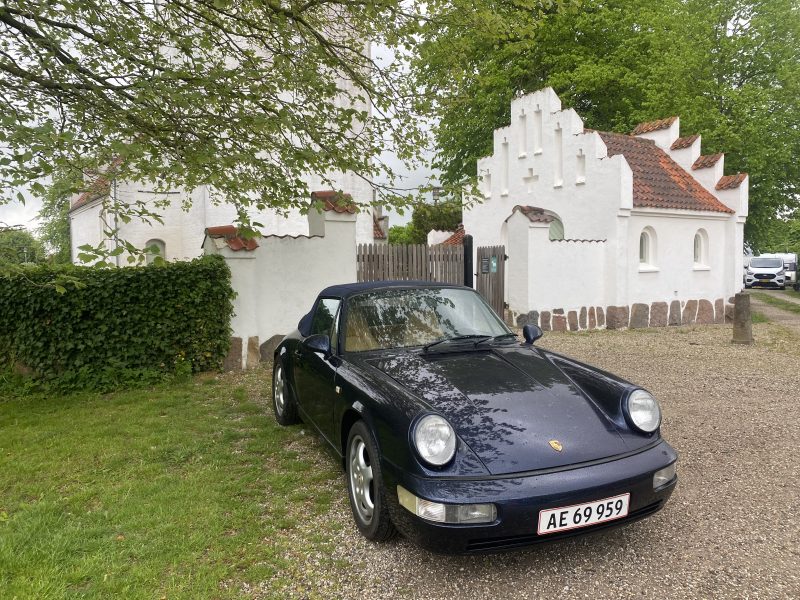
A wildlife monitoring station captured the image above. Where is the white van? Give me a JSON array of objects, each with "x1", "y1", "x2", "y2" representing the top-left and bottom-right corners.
[
  {"x1": 760, "y1": 253, "x2": 797, "y2": 287},
  {"x1": 745, "y1": 256, "x2": 787, "y2": 290}
]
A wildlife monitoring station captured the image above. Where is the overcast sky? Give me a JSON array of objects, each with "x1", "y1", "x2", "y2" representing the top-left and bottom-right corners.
[{"x1": 0, "y1": 188, "x2": 40, "y2": 230}]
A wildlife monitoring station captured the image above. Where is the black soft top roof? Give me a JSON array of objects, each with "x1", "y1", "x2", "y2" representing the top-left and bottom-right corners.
[{"x1": 298, "y1": 280, "x2": 467, "y2": 336}]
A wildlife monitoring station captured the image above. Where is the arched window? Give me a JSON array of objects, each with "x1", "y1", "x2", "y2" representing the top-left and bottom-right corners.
[
  {"x1": 145, "y1": 239, "x2": 166, "y2": 265},
  {"x1": 639, "y1": 227, "x2": 657, "y2": 269},
  {"x1": 549, "y1": 218, "x2": 564, "y2": 241},
  {"x1": 693, "y1": 229, "x2": 709, "y2": 268}
]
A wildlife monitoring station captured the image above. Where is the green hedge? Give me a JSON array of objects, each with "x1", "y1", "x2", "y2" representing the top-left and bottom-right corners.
[{"x1": 0, "y1": 255, "x2": 234, "y2": 391}]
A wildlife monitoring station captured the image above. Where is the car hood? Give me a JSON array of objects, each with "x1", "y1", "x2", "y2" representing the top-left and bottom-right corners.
[{"x1": 363, "y1": 346, "x2": 632, "y2": 475}]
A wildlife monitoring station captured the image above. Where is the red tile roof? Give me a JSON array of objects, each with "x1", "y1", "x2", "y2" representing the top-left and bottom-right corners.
[
  {"x1": 442, "y1": 224, "x2": 465, "y2": 246},
  {"x1": 598, "y1": 132, "x2": 733, "y2": 214},
  {"x1": 692, "y1": 154, "x2": 723, "y2": 170},
  {"x1": 310, "y1": 190, "x2": 357, "y2": 213},
  {"x1": 372, "y1": 214, "x2": 386, "y2": 239},
  {"x1": 671, "y1": 135, "x2": 699, "y2": 150},
  {"x1": 510, "y1": 205, "x2": 555, "y2": 223},
  {"x1": 716, "y1": 173, "x2": 747, "y2": 190},
  {"x1": 205, "y1": 225, "x2": 259, "y2": 251},
  {"x1": 631, "y1": 117, "x2": 677, "y2": 136},
  {"x1": 69, "y1": 156, "x2": 125, "y2": 212}
]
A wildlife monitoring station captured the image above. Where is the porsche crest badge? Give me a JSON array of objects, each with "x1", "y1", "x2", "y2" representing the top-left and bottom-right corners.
[{"x1": 548, "y1": 440, "x2": 563, "y2": 452}]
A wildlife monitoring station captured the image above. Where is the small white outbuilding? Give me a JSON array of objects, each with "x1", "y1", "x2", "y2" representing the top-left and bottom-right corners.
[{"x1": 463, "y1": 88, "x2": 748, "y2": 330}]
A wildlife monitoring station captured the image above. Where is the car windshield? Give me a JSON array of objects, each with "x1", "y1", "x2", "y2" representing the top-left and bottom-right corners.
[
  {"x1": 750, "y1": 258, "x2": 783, "y2": 268},
  {"x1": 344, "y1": 287, "x2": 509, "y2": 352}
]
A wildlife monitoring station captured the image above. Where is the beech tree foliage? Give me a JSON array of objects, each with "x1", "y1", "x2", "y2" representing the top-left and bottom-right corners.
[
  {"x1": 413, "y1": 0, "x2": 800, "y2": 250},
  {"x1": 0, "y1": 1, "x2": 427, "y2": 236},
  {"x1": 388, "y1": 199, "x2": 461, "y2": 244}
]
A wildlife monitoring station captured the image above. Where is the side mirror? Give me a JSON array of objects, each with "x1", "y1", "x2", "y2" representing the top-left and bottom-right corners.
[
  {"x1": 522, "y1": 324, "x2": 543, "y2": 345},
  {"x1": 302, "y1": 334, "x2": 331, "y2": 356}
]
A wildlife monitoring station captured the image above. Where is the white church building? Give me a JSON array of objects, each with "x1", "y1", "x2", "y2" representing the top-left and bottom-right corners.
[
  {"x1": 68, "y1": 172, "x2": 386, "y2": 265},
  {"x1": 68, "y1": 53, "x2": 388, "y2": 263},
  {"x1": 464, "y1": 88, "x2": 748, "y2": 330}
]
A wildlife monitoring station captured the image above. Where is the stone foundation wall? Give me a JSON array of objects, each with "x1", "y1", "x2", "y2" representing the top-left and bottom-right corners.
[{"x1": 514, "y1": 297, "x2": 733, "y2": 332}]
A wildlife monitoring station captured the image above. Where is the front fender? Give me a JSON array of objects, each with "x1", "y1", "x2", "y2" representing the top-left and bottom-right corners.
[{"x1": 334, "y1": 361, "x2": 490, "y2": 478}]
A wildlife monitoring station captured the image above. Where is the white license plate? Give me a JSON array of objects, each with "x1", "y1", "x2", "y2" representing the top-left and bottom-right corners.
[{"x1": 537, "y1": 493, "x2": 630, "y2": 535}]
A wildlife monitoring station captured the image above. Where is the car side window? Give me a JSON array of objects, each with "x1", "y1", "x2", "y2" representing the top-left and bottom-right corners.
[{"x1": 310, "y1": 298, "x2": 341, "y2": 349}]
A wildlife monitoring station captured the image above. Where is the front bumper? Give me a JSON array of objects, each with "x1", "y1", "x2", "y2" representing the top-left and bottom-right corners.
[
  {"x1": 382, "y1": 440, "x2": 678, "y2": 553},
  {"x1": 746, "y1": 276, "x2": 784, "y2": 287}
]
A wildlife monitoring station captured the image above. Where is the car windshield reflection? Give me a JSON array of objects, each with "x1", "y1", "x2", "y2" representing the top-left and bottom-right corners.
[{"x1": 344, "y1": 288, "x2": 510, "y2": 352}]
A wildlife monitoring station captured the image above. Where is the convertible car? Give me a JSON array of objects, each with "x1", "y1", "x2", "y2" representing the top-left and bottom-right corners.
[{"x1": 272, "y1": 281, "x2": 677, "y2": 553}]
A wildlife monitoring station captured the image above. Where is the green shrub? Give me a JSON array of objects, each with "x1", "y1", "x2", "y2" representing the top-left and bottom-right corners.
[{"x1": 0, "y1": 255, "x2": 234, "y2": 391}]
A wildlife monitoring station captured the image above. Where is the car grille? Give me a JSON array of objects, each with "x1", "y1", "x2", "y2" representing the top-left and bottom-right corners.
[
  {"x1": 754, "y1": 274, "x2": 773, "y2": 280},
  {"x1": 465, "y1": 500, "x2": 664, "y2": 552}
]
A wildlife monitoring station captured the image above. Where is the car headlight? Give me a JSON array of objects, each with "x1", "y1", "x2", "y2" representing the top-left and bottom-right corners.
[
  {"x1": 625, "y1": 389, "x2": 661, "y2": 433},
  {"x1": 413, "y1": 414, "x2": 457, "y2": 466}
]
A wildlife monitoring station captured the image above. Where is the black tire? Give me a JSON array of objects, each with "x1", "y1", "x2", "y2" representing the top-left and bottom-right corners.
[
  {"x1": 780, "y1": 286, "x2": 786, "y2": 290},
  {"x1": 272, "y1": 359, "x2": 300, "y2": 426},
  {"x1": 345, "y1": 421, "x2": 397, "y2": 542}
]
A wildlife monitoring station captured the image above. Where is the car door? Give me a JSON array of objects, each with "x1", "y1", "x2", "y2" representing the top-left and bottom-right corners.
[{"x1": 295, "y1": 297, "x2": 341, "y2": 444}]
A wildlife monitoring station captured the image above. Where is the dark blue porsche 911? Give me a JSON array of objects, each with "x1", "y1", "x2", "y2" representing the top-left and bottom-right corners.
[{"x1": 272, "y1": 281, "x2": 677, "y2": 553}]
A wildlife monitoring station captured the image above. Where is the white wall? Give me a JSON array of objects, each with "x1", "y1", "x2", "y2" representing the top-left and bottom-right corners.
[
  {"x1": 506, "y1": 211, "x2": 607, "y2": 315},
  {"x1": 205, "y1": 211, "x2": 358, "y2": 368},
  {"x1": 69, "y1": 201, "x2": 107, "y2": 264},
  {"x1": 626, "y1": 210, "x2": 731, "y2": 305},
  {"x1": 70, "y1": 181, "x2": 377, "y2": 264}
]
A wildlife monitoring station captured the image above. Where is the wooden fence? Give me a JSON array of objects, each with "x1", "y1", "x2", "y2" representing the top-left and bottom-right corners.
[{"x1": 357, "y1": 243, "x2": 464, "y2": 285}]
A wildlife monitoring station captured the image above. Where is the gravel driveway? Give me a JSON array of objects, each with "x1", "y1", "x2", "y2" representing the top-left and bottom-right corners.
[{"x1": 261, "y1": 322, "x2": 800, "y2": 600}]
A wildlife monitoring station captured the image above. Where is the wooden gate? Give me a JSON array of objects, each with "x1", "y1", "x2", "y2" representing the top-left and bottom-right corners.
[
  {"x1": 476, "y1": 245, "x2": 506, "y2": 317},
  {"x1": 357, "y1": 243, "x2": 464, "y2": 285}
]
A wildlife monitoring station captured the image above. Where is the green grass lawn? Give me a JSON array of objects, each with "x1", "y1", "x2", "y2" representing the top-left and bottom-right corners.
[{"x1": 0, "y1": 368, "x2": 341, "y2": 599}]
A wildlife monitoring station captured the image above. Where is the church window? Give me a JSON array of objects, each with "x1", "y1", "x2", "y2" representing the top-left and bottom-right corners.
[
  {"x1": 639, "y1": 227, "x2": 657, "y2": 269},
  {"x1": 693, "y1": 229, "x2": 709, "y2": 268},
  {"x1": 145, "y1": 239, "x2": 166, "y2": 265}
]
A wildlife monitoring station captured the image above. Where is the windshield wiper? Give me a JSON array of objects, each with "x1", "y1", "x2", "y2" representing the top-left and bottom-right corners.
[
  {"x1": 475, "y1": 332, "x2": 519, "y2": 347},
  {"x1": 422, "y1": 334, "x2": 493, "y2": 352}
]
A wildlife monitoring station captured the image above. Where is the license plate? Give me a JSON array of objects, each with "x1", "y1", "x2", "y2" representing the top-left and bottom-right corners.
[{"x1": 537, "y1": 493, "x2": 630, "y2": 535}]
